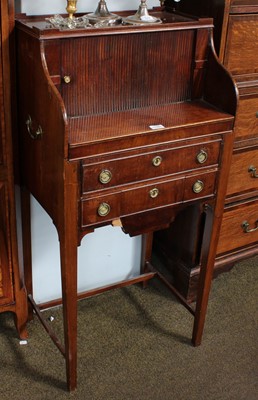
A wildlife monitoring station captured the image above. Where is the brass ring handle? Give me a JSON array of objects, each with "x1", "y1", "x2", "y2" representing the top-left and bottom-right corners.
[
  {"x1": 99, "y1": 169, "x2": 112, "y2": 184},
  {"x1": 192, "y1": 180, "x2": 204, "y2": 194},
  {"x1": 149, "y1": 188, "x2": 159, "y2": 198},
  {"x1": 97, "y1": 202, "x2": 111, "y2": 217},
  {"x1": 248, "y1": 165, "x2": 258, "y2": 178},
  {"x1": 26, "y1": 115, "x2": 43, "y2": 140},
  {"x1": 241, "y1": 220, "x2": 258, "y2": 233},
  {"x1": 152, "y1": 156, "x2": 162, "y2": 167},
  {"x1": 196, "y1": 149, "x2": 208, "y2": 164}
]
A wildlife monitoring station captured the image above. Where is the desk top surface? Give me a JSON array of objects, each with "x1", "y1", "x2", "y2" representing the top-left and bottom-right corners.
[
  {"x1": 68, "y1": 100, "x2": 233, "y2": 146},
  {"x1": 15, "y1": 11, "x2": 213, "y2": 39}
]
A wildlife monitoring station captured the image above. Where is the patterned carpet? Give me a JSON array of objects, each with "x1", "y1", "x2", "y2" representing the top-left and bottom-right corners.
[{"x1": 0, "y1": 256, "x2": 257, "y2": 399}]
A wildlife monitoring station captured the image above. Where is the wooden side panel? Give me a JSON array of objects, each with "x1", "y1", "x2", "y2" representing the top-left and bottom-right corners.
[
  {"x1": 16, "y1": 30, "x2": 69, "y2": 231},
  {"x1": 0, "y1": 182, "x2": 14, "y2": 305}
]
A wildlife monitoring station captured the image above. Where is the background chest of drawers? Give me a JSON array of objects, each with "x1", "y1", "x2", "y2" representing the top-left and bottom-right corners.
[
  {"x1": 215, "y1": 0, "x2": 258, "y2": 269},
  {"x1": 0, "y1": 0, "x2": 27, "y2": 337},
  {"x1": 157, "y1": 0, "x2": 258, "y2": 302}
]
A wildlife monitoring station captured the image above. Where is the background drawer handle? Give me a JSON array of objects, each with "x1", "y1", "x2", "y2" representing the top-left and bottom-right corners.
[
  {"x1": 149, "y1": 188, "x2": 159, "y2": 198},
  {"x1": 192, "y1": 180, "x2": 204, "y2": 194},
  {"x1": 99, "y1": 169, "x2": 112, "y2": 184},
  {"x1": 26, "y1": 115, "x2": 43, "y2": 140},
  {"x1": 248, "y1": 165, "x2": 258, "y2": 178},
  {"x1": 196, "y1": 149, "x2": 208, "y2": 164},
  {"x1": 97, "y1": 202, "x2": 111, "y2": 217},
  {"x1": 241, "y1": 220, "x2": 258, "y2": 233},
  {"x1": 152, "y1": 156, "x2": 162, "y2": 167}
]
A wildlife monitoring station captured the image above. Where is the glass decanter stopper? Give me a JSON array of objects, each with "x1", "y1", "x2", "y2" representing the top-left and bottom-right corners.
[{"x1": 46, "y1": 0, "x2": 91, "y2": 29}]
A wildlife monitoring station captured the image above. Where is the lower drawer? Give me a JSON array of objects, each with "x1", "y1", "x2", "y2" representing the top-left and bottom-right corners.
[
  {"x1": 216, "y1": 199, "x2": 258, "y2": 255},
  {"x1": 81, "y1": 171, "x2": 217, "y2": 227}
]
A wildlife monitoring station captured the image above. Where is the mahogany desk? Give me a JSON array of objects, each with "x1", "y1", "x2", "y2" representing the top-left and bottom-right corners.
[{"x1": 15, "y1": 9, "x2": 237, "y2": 391}]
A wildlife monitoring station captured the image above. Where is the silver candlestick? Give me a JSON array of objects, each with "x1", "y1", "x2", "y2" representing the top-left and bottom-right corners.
[
  {"x1": 87, "y1": 0, "x2": 120, "y2": 23},
  {"x1": 124, "y1": 0, "x2": 161, "y2": 25}
]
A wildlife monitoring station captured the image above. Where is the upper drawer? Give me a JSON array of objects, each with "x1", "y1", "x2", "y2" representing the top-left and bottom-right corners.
[
  {"x1": 224, "y1": 14, "x2": 258, "y2": 76},
  {"x1": 234, "y1": 94, "x2": 258, "y2": 140},
  {"x1": 226, "y1": 148, "x2": 258, "y2": 197},
  {"x1": 81, "y1": 140, "x2": 221, "y2": 193}
]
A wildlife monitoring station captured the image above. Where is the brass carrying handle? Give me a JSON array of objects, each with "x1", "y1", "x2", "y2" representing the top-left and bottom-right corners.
[
  {"x1": 241, "y1": 220, "x2": 258, "y2": 233},
  {"x1": 26, "y1": 115, "x2": 43, "y2": 140},
  {"x1": 248, "y1": 165, "x2": 258, "y2": 178}
]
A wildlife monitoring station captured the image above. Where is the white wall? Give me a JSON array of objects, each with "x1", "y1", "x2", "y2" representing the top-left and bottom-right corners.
[
  {"x1": 19, "y1": 0, "x2": 159, "y2": 15},
  {"x1": 30, "y1": 198, "x2": 141, "y2": 304},
  {"x1": 16, "y1": 0, "x2": 160, "y2": 304}
]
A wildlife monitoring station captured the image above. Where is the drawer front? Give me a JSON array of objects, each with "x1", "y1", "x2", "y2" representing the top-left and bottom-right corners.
[
  {"x1": 234, "y1": 95, "x2": 258, "y2": 140},
  {"x1": 216, "y1": 200, "x2": 258, "y2": 255},
  {"x1": 82, "y1": 140, "x2": 220, "y2": 193},
  {"x1": 81, "y1": 178, "x2": 183, "y2": 227},
  {"x1": 226, "y1": 148, "x2": 258, "y2": 197},
  {"x1": 224, "y1": 14, "x2": 258, "y2": 76},
  {"x1": 81, "y1": 171, "x2": 217, "y2": 227},
  {"x1": 183, "y1": 171, "x2": 217, "y2": 202}
]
